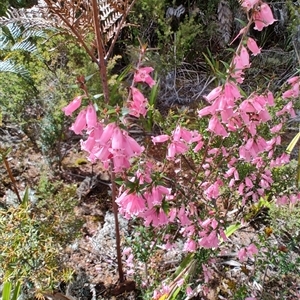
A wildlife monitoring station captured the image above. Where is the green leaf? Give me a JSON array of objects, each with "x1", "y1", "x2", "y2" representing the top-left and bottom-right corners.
[
  {"x1": 202, "y1": 52, "x2": 216, "y2": 73},
  {"x1": 149, "y1": 74, "x2": 160, "y2": 106},
  {"x1": 21, "y1": 187, "x2": 29, "y2": 206},
  {"x1": 93, "y1": 94, "x2": 103, "y2": 99},
  {"x1": 169, "y1": 286, "x2": 181, "y2": 300},
  {"x1": 85, "y1": 72, "x2": 96, "y2": 82},
  {"x1": 172, "y1": 253, "x2": 194, "y2": 279},
  {"x1": 114, "y1": 177, "x2": 124, "y2": 185},
  {"x1": 2, "y1": 282, "x2": 12, "y2": 300},
  {"x1": 286, "y1": 132, "x2": 300, "y2": 154},
  {"x1": 11, "y1": 282, "x2": 21, "y2": 300},
  {"x1": 0, "y1": 148, "x2": 11, "y2": 162},
  {"x1": 224, "y1": 223, "x2": 240, "y2": 238}
]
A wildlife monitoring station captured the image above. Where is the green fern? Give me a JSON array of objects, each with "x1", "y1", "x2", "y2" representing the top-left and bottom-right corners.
[
  {"x1": 0, "y1": 21, "x2": 48, "y2": 84},
  {"x1": 0, "y1": 59, "x2": 33, "y2": 83}
]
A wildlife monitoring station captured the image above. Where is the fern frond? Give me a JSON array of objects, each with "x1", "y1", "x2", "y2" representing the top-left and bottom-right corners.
[
  {"x1": 0, "y1": 7, "x2": 60, "y2": 31},
  {"x1": 217, "y1": 0, "x2": 233, "y2": 48},
  {"x1": 11, "y1": 39, "x2": 37, "y2": 52},
  {"x1": 0, "y1": 59, "x2": 33, "y2": 83},
  {"x1": 6, "y1": 23, "x2": 22, "y2": 40}
]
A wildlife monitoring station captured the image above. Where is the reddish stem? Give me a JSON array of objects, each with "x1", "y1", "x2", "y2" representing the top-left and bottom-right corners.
[{"x1": 110, "y1": 161, "x2": 125, "y2": 283}]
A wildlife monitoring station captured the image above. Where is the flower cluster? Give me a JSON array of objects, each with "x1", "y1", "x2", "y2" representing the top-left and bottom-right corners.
[
  {"x1": 128, "y1": 67, "x2": 155, "y2": 117},
  {"x1": 238, "y1": 243, "x2": 258, "y2": 262},
  {"x1": 152, "y1": 125, "x2": 203, "y2": 160},
  {"x1": 61, "y1": 66, "x2": 155, "y2": 172}
]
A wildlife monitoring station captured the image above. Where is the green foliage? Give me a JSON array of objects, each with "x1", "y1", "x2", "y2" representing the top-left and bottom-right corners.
[
  {"x1": 0, "y1": 176, "x2": 81, "y2": 289},
  {"x1": 0, "y1": 202, "x2": 61, "y2": 285},
  {"x1": 1, "y1": 282, "x2": 21, "y2": 300},
  {"x1": 128, "y1": 0, "x2": 203, "y2": 71}
]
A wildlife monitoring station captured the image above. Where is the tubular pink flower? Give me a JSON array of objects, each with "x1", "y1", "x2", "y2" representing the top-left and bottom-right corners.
[
  {"x1": 247, "y1": 37, "x2": 261, "y2": 56},
  {"x1": 253, "y1": 3, "x2": 276, "y2": 31},
  {"x1": 62, "y1": 96, "x2": 82, "y2": 116},
  {"x1": 172, "y1": 126, "x2": 192, "y2": 142},
  {"x1": 239, "y1": 46, "x2": 250, "y2": 67},
  {"x1": 81, "y1": 134, "x2": 95, "y2": 152},
  {"x1": 232, "y1": 47, "x2": 250, "y2": 82},
  {"x1": 86, "y1": 104, "x2": 97, "y2": 128},
  {"x1": 287, "y1": 76, "x2": 300, "y2": 84},
  {"x1": 237, "y1": 247, "x2": 247, "y2": 262},
  {"x1": 183, "y1": 239, "x2": 197, "y2": 252},
  {"x1": 224, "y1": 81, "x2": 241, "y2": 100},
  {"x1": 204, "y1": 86, "x2": 222, "y2": 103},
  {"x1": 198, "y1": 105, "x2": 213, "y2": 117},
  {"x1": 276, "y1": 101, "x2": 296, "y2": 118},
  {"x1": 134, "y1": 67, "x2": 156, "y2": 87},
  {"x1": 241, "y1": 0, "x2": 259, "y2": 11},
  {"x1": 129, "y1": 87, "x2": 148, "y2": 117},
  {"x1": 167, "y1": 141, "x2": 189, "y2": 160},
  {"x1": 124, "y1": 133, "x2": 144, "y2": 157},
  {"x1": 116, "y1": 190, "x2": 146, "y2": 215},
  {"x1": 199, "y1": 230, "x2": 219, "y2": 248},
  {"x1": 208, "y1": 116, "x2": 228, "y2": 137},
  {"x1": 152, "y1": 134, "x2": 169, "y2": 144},
  {"x1": 70, "y1": 108, "x2": 87, "y2": 134},
  {"x1": 270, "y1": 123, "x2": 282, "y2": 134}
]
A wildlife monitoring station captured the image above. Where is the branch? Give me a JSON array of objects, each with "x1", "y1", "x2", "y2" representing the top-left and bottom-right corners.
[
  {"x1": 43, "y1": 1, "x2": 99, "y2": 65},
  {"x1": 91, "y1": 0, "x2": 110, "y2": 103},
  {"x1": 105, "y1": 0, "x2": 137, "y2": 61}
]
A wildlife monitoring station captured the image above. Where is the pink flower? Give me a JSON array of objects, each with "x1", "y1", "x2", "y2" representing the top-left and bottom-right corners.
[
  {"x1": 204, "y1": 86, "x2": 222, "y2": 103},
  {"x1": 129, "y1": 87, "x2": 148, "y2": 117},
  {"x1": 198, "y1": 105, "x2": 213, "y2": 117},
  {"x1": 241, "y1": 0, "x2": 259, "y2": 11},
  {"x1": 145, "y1": 185, "x2": 171, "y2": 207},
  {"x1": 276, "y1": 101, "x2": 296, "y2": 118},
  {"x1": 116, "y1": 190, "x2": 145, "y2": 215},
  {"x1": 199, "y1": 230, "x2": 219, "y2": 248},
  {"x1": 208, "y1": 116, "x2": 228, "y2": 137},
  {"x1": 238, "y1": 247, "x2": 247, "y2": 262},
  {"x1": 86, "y1": 122, "x2": 143, "y2": 172},
  {"x1": 253, "y1": 3, "x2": 276, "y2": 31},
  {"x1": 287, "y1": 76, "x2": 300, "y2": 84},
  {"x1": 232, "y1": 46, "x2": 250, "y2": 82},
  {"x1": 238, "y1": 244, "x2": 258, "y2": 262},
  {"x1": 152, "y1": 134, "x2": 169, "y2": 144},
  {"x1": 224, "y1": 81, "x2": 241, "y2": 100},
  {"x1": 183, "y1": 239, "x2": 197, "y2": 252},
  {"x1": 70, "y1": 108, "x2": 87, "y2": 134},
  {"x1": 247, "y1": 37, "x2": 261, "y2": 56},
  {"x1": 172, "y1": 126, "x2": 192, "y2": 142},
  {"x1": 186, "y1": 286, "x2": 193, "y2": 297},
  {"x1": 239, "y1": 46, "x2": 250, "y2": 68},
  {"x1": 283, "y1": 80, "x2": 300, "y2": 99},
  {"x1": 134, "y1": 67, "x2": 156, "y2": 87},
  {"x1": 62, "y1": 96, "x2": 82, "y2": 116},
  {"x1": 167, "y1": 140, "x2": 189, "y2": 160},
  {"x1": 247, "y1": 243, "x2": 258, "y2": 256},
  {"x1": 86, "y1": 104, "x2": 97, "y2": 128},
  {"x1": 177, "y1": 207, "x2": 191, "y2": 226},
  {"x1": 202, "y1": 264, "x2": 213, "y2": 283}
]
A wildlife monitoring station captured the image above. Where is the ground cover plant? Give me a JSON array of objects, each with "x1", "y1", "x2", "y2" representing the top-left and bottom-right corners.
[{"x1": 0, "y1": 0, "x2": 300, "y2": 299}]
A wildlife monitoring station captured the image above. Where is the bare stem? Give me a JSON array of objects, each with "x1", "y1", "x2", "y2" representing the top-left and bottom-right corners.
[
  {"x1": 110, "y1": 160, "x2": 125, "y2": 283},
  {"x1": 3, "y1": 157, "x2": 22, "y2": 204}
]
